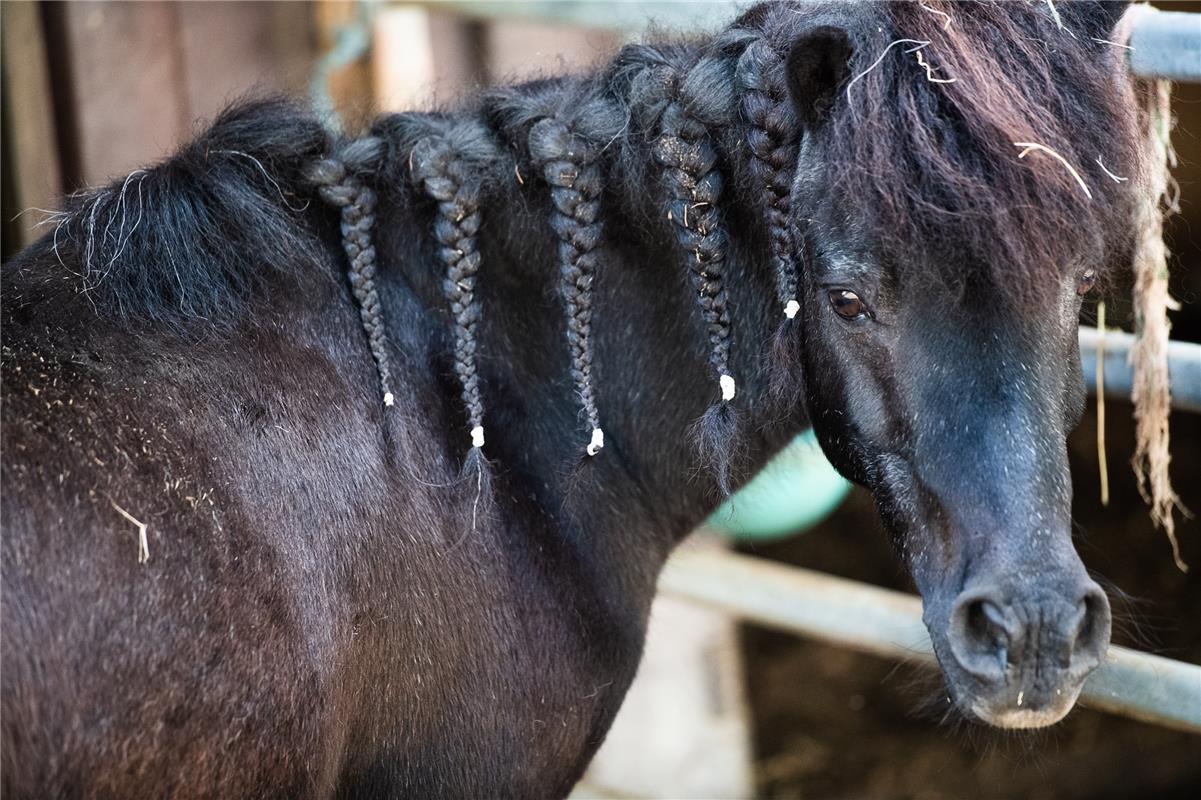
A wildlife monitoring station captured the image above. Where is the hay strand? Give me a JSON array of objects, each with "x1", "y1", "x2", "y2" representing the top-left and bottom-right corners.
[
  {"x1": 111, "y1": 500, "x2": 149, "y2": 564},
  {"x1": 1014, "y1": 142, "x2": 1093, "y2": 200},
  {"x1": 918, "y1": 1, "x2": 953, "y2": 31}
]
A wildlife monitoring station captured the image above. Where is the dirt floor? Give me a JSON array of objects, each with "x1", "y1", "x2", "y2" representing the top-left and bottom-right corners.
[{"x1": 742, "y1": 400, "x2": 1201, "y2": 800}]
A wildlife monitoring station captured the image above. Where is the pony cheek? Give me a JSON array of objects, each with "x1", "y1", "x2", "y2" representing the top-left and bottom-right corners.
[
  {"x1": 1062, "y1": 331, "x2": 1087, "y2": 429},
  {"x1": 1065, "y1": 359, "x2": 1087, "y2": 429},
  {"x1": 797, "y1": 344, "x2": 878, "y2": 486},
  {"x1": 805, "y1": 394, "x2": 875, "y2": 488},
  {"x1": 807, "y1": 344, "x2": 898, "y2": 470}
]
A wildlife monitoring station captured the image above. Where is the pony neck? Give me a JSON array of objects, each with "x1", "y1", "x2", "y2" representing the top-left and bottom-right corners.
[{"x1": 375, "y1": 106, "x2": 803, "y2": 562}]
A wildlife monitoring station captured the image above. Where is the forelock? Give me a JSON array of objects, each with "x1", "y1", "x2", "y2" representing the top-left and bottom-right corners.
[{"x1": 787, "y1": 1, "x2": 1148, "y2": 301}]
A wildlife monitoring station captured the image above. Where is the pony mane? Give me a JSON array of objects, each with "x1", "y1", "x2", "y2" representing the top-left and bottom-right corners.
[
  {"x1": 804, "y1": 0, "x2": 1145, "y2": 298},
  {"x1": 14, "y1": 3, "x2": 1147, "y2": 331},
  {"x1": 29, "y1": 98, "x2": 331, "y2": 327}
]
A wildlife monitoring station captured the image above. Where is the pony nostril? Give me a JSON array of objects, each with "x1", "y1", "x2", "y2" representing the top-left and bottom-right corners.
[
  {"x1": 1068, "y1": 586, "x2": 1112, "y2": 675},
  {"x1": 949, "y1": 591, "x2": 1018, "y2": 679},
  {"x1": 968, "y1": 600, "x2": 1009, "y2": 648},
  {"x1": 948, "y1": 584, "x2": 1111, "y2": 688}
]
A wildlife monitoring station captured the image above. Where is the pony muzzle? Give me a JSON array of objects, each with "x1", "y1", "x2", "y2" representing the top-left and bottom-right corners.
[{"x1": 942, "y1": 580, "x2": 1112, "y2": 729}]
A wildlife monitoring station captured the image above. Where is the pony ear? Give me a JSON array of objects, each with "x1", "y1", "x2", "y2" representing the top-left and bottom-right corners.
[
  {"x1": 1059, "y1": 0, "x2": 1131, "y2": 40},
  {"x1": 786, "y1": 26, "x2": 854, "y2": 132}
]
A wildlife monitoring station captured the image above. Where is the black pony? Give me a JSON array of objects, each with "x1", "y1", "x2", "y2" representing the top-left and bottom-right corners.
[{"x1": 2, "y1": 2, "x2": 1148, "y2": 797}]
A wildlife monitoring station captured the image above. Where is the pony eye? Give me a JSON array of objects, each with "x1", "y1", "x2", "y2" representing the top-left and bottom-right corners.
[
  {"x1": 829, "y1": 289, "x2": 869, "y2": 320},
  {"x1": 1076, "y1": 268, "x2": 1098, "y2": 296}
]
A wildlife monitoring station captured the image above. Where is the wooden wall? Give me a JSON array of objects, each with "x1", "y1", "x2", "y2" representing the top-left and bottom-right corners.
[
  {"x1": 2, "y1": 1, "x2": 63, "y2": 256},
  {"x1": 1, "y1": 1, "x2": 621, "y2": 259},
  {"x1": 1, "y1": 1, "x2": 313, "y2": 256}
]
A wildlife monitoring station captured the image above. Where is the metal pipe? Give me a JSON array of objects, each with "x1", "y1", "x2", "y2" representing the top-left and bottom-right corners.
[
  {"x1": 660, "y1": 548, "x2": 1201, "y2": 734},
  {"x1": 1079, "y1": 327, "x2": 1201, "y2": 413},
  {"x1": 414, "y1": 1, "x2": 736, "y2": 34},
  {"x1": 414, "y1": 0, "x2": 1201, "y2": 74},
  {"x1": 1128, "y1": 7, "x2": 1201, "y2": 83}
]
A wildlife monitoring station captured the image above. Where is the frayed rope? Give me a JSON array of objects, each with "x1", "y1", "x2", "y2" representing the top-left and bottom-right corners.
[{"x1": 1131, "y1": 80, "x2": 1188, "y2": 572}]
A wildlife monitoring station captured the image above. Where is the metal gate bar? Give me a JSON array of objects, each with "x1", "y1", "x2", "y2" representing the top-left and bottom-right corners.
[
  {"x1": 661, "y1": 547, "x2": 1201, "y2": 734},
  {"x1": 429, "y1": 0, "x2": 1201, "y2": 79},
  {"x1": 1080, "y1": 328, "x2": 1201, "y2": 412},
  {"x1": 1129, "y1": 7, "x2": 1201, "y2": 82}
]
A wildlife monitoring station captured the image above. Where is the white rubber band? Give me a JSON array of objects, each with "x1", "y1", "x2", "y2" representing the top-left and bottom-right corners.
[
  {"x1": 784, "y1": 299, "x2": 800, "y2": 320},
  {"x1": 719, "y1": 374, "x2": 736, "y2": 401},
  {"x1": 470, "y1": 425, "x2": 485, "y2": 449},
  {"x1": 586, "y1": 427, "x2": 605, "y2": 456}
]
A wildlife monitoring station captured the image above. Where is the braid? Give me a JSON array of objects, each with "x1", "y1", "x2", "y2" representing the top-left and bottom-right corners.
[
  {"x1": 738, "y1": 37, "x2": 800, "y2": 319},
  {"x1": 656, "y1": 102, "x2": 735, "y2": 391},
  {"x1": 737, "y1": 34, "x2": 806, "y2": 402},
  {"x1": 307, "y1": 138, "x2": 394, "y2": 407},
  {"x1": 652, "y1": 65, "x2": 742, "y2": 494},
  {"x1": 410, "y1": 135, "x2": 488, "y2": 456},
  {"x1": 528, "y1": 117, "x2": 606, "y2": 457}
]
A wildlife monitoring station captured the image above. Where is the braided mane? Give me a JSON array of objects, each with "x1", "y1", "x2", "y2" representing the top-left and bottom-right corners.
[
  {"x1": 18, "y1": 2, "x2": 1150, "y2": 495},
  {"x1": 410, "y1": 131, "x2": 489, "y2": 454},
  {"x1": 638, "y1": 50, "x2": 745, "y2": 494},
  {"x1": 528, "y1": 116, "x2": 608, "y2": 458},
  {"x1": 735, "y1": 13, "x2": 804, "y2": 400},
  {"x1": 308, "y1": 138, "x2": 394, "y2": 406}
]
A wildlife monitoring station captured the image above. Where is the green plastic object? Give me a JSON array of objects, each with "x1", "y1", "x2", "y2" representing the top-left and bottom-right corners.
[{"x1": 706, "y1": 429, "x2": 851, "y2": 542}]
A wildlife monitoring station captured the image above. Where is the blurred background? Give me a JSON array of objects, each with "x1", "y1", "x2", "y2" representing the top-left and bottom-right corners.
[{"x1": 2, "y1": 2, "x2": 1198, "y2": 798}]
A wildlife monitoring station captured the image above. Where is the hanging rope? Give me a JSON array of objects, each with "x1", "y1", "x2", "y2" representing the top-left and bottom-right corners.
[{"x1": 1131, "y1": 80, "x2": 1187, "y2": 572}]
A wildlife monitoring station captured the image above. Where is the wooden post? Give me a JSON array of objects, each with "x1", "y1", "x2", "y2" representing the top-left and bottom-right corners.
[
  {"x1": 579, "y1": 538, "x2": 755, "y2": 799},
  {"x1": 1, "y1": 0, "x2": 64, "y2": 248}
]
